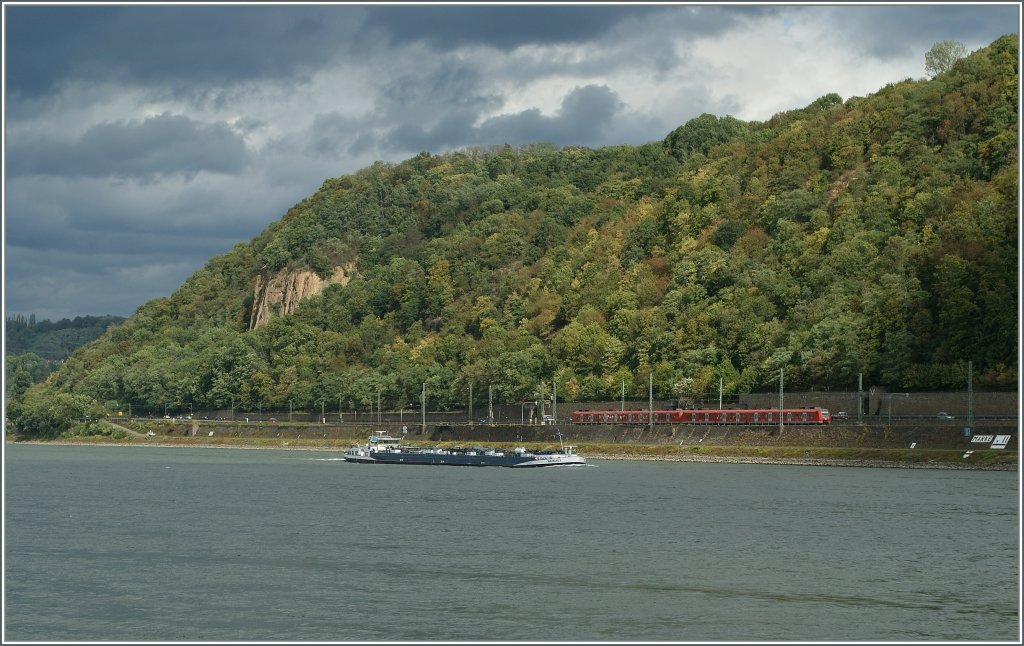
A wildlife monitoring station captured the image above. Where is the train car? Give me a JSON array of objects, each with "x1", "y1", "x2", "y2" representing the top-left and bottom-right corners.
[
  {"x1": 571, "y1": 407, "x2": 831, "y2": 425},
  {"x1": 570, "y1": 409, "x2": 685, "y2": 425}
]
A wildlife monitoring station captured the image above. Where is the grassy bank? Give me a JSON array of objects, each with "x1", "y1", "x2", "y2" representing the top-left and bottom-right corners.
[
  {"x1": 574, "y1": 442, "x2": 1017, "y2": 469},
  {"x1": 7, "y1": 433, "x2": 1016, "y2": 470}
]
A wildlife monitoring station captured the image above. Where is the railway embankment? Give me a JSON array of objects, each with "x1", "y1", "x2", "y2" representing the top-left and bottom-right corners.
[{"x1": 115, "y1": 417, "x2": 1016, "y2": 451}]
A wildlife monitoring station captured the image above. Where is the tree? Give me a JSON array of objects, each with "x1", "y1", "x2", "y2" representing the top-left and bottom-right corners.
[
  {"x1": 664, "y1": 113, "x2": 748, "y2": 161},
  {"x1": 10, "y1": 389, "x2": 106, "y2": 437},
  {"x1": 5, "y1": 353, "x2": 53, "y2": 399},
  {"x1": 925, "y1": 40, "x2": 967, "y2": 78}
]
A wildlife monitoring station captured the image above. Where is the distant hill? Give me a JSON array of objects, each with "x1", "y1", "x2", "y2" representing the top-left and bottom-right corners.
[
  {"x1": 10, "y1": 35, "x2": 1018, "y2": 436},
  {"x1": 6, "y1": 314, "x2": 126, "y2": 361}
]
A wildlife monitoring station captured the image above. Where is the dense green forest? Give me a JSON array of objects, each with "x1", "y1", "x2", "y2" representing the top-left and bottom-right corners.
[
  {"x1": 8, "y1": 36, "x2": 1018, "y2": 436},
  {"x1": 6, "y1": 314, "x2": 126, "y2": 360},
  {"x1": 5, "y1": 315, "x2": 126, "y2": 403}
]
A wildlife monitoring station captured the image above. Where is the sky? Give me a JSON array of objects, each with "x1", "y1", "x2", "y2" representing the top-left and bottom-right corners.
[{"x1": 3, "y1": 2, "x2": 1020, "y2": 322}]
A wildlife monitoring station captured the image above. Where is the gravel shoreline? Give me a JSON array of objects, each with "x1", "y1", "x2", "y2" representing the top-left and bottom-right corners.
[{"x1": 8, "y1": 439, "x2": 1016, "y2": 470}]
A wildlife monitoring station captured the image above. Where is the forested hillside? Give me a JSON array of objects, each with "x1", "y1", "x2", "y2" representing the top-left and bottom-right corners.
[
  {"x1": 5, "y1": 315, "x2": 126, "y2": 403},
  {"x1": 6, "y1": 314, "x2": 125, "y2": 361},
  {"x1": 10, "y1": 36, "x2": 1017, "y2": 435}
]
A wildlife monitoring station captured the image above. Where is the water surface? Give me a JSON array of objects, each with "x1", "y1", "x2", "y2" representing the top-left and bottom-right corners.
[{"x1": 4, "y1": 444, "x2": 1019, "y2": 641}]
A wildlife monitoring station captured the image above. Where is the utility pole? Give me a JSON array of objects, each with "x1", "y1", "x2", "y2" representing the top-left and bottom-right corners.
[
  {"x1": 719, "y1": 376, "x2": 723, "y2": 410},
  {"x1": 539, "y1": 382, "x2": 545, "y2": 421},
  {"x1": 778, "y1": 368, "x2": 784, "y2": 435},
  {"x1": 321, "y1": 399, "x2": 325, "y2": 424},
  {"x1": 377, "y1": 389, "x2": 382, "y2": 424},
  {"x1": 649, "y1": 372, "x2": 654, "y2": 430},
  {"x1": 488, "y1": 385, "x2": 494, "y2": 424},
  {"x1": 469, "y1": 383, "x2": 473, "y2": 423},
  {"x1": 621, "y1": 380, "x2": 625, "y2": 411},
  {"x1": 421, "y1": 382, "x2": 427, "y2": 434},
  {"x1": 857, "y1": 373, "x2": 863, "y2": 423},
  {"x1": 553, "y1": 381, "x2": 557, "y2": 423},
  {"x1": 967, "y1": 360, "x2": 973, "y2": 434}
]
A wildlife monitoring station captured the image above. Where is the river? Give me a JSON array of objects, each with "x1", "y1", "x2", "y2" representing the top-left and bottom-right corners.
[{"x1": 4, "y1": 444, "x2": 1019, "y2": 641}]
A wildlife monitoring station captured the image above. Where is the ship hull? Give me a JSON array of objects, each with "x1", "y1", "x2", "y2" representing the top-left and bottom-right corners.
[{"x1": 343, "y1": 448, "x2": 585, "y2": 467}]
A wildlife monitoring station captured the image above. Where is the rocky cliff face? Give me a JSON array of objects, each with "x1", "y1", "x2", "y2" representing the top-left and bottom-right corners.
[{"x1": 250, "y1": 264, "x2": 354, "y2": 330}]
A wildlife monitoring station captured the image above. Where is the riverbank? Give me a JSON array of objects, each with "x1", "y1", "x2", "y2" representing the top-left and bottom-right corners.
[{"x1": 6, "y1": 435, "x2": 1017, "y2": 471}]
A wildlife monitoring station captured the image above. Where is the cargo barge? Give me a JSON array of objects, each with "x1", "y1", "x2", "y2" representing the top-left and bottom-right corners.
[{"x1": 343, "y1": 431, "x2": 586, "y2": 467}]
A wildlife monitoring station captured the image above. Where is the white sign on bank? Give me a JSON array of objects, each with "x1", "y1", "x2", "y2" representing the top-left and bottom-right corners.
[{"x1": 969, "y1": 434, "x2": 1012, "y2": 449}]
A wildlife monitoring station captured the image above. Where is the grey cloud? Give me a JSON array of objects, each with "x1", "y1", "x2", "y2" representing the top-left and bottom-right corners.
[
  {"x1": 4, "y1": 172, "x2": 282, "y2": 319},
  {"x1": 5, "y1": 244, "x2": 206, "y2": 320},
  {"x1": 4, "y1": 3, "x2": 770, "y2": 104},
  {"x1": 384, "y1": 110, "x2": 480, "y2": 153},
  {"x1": 375, "y1": 63, "x2": 501, "y2": 125},
  {"x1": 3, "y1": 171, "x2": 286, "y2": 281},
  {"x1": 5, "y1": 5, "x2": 368, "y2": 99},
  {"x1": 801, "y1": 6, "x2": 1019, "y2": 58},
  {"x1": 9, "y1": 113, "x2": 250, "y2": 180},
  {"x1": 309, "y1": 112, "x2": 367, "y2": 157},
  {"x1": 383, "y1": 84, "x2": 625, "y2": 153},
  {"x1": 478, "y1": 85, "x2": 624, "y2": 146},
  {"x1": 362, "y1": 5, "x2": 771, "y2": 51}
]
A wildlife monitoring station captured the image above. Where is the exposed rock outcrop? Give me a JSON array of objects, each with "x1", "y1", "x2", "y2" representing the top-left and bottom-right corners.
[{"x1": 250, "y1": 263, "x2": 354, "y2": 330}]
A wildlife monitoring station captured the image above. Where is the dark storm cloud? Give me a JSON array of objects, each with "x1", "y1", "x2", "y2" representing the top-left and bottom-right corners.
[
  {"x1": 8, "y1": 113, "x2": 250, "y2": 180},
  {"x1": 4, "y1": 5, "x2": 367, "y2": 98},
  {"x1": 4, "y1": 243, "x2": 212, "y2": 320},
  {"x1": 4, "y1": 174, "x2": 266, "y2": 256},
  {"x1": 383, "y1": 84, "x2": 625, "y2": 153},
  {"x1": 384, "y1": 109, "x2": 480, "y2": 153},
  {"x1": 477, "y1": 85, "x2": 625, "y2": 146},
  {"x1": 4, "y1": 170, "x2": 279, "y2": 319},
  {"x1": 810, "y1": 5, "x2": 1019, "y2": 58},
  {"x1": 361, "y1": 4, "x2": 772, "y2": 51},
  {"x1": 309, "y1": 112, "x2": 368, "y2": 157},
  {"x1": 376, "y1": 63, "x2": 499, "y2": 122}
]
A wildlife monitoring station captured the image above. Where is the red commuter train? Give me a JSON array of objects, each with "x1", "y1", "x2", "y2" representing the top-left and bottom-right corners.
[{"x1": 570, "y1": 407, "x2": 832, "y2": 425}]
